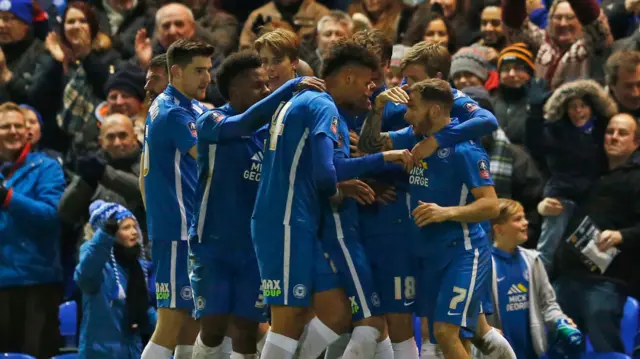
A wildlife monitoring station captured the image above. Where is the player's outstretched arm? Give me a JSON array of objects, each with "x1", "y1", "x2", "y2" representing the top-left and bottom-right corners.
[
  {"x1": 334, "y1": 150, "x2": 413, "y2": 182},
  {"x1": 197, "y1": 77, "x2": 324, "y2": 142},
  {"x1": 435, "y1": 101, "x2": 499, "y2": 149},
  {"x1": 412, "y1": 186, "x2": 499, "y2": 227},
  {"x1": 358, "y1": 86, "x2": 409, "y2": 153}
]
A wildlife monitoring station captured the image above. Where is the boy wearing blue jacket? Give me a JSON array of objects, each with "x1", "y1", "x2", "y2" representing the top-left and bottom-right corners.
[
  {"x1": 478, "y1": 199, "x2": 582, "y2": 359},
  {"x1": 74, "y1": 200, "x2": 157, "y2": 359}
]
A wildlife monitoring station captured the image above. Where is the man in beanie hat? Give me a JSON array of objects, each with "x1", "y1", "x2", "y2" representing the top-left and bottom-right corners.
[
  {"x1": 0, "y1": 0, "x2": 49, "y2": 104},
  {"x1": 94, "y1": 63, "x2": 147, "y2": 142},
  {"x1": 492, "y1": 43, "x2": 545, "y2": 144}
]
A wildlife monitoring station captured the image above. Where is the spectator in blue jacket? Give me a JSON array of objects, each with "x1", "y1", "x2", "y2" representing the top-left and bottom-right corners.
[
  {"x1": 74, "y1": 200, "x2": 157, "y2": 359},
  {"x1": 0, "y1": 101, "x2": 66, "y2": 359}
]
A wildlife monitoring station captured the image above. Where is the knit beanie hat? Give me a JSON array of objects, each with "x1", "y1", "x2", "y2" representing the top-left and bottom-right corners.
[
  {"x1": 390, "y1": 44, "x2": 410, "y2": 69},
  {"x1": 0, "y1": 0, "x2": 32, "y2": 25},
  {"x1": 89, "y1": 200, "x2": 137, "y2": 233},
  {"x1": 497, "y1": 42, "x2": 535, "y2": 76},
  {"x1": 19, "y1": 104, "x2": 43, "y2": 127},
  {"x1": 105, "y1": 64, "x2": 146, "y2": 102},
  {"x1": 450, "y1": 46, "x2": 490, "y2": 82}
]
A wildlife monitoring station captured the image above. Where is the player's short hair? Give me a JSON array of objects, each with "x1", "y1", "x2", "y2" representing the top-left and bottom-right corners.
[
  {"x1": 317, "y1": 10, "x2": 353, "y2": 33},
  {"x1": 166, "y1": 39, "x2": 214, "y2": 70},
  {"x1": 321, "y1": 39, "x2": 380, "y2": 78},
  {"x1": 401, "y1": 42, "x2": 451, "y2": 80},
  {"x1": 491, "y1": 198, "x2": 524, "y2": 227},
  {"x1": 351, "y1": 29, "x2": 393, "y2": 65},
  {"x1": 254, "y1": 28, "x2": 301, "y2": 61},
  {"x1": 149, "y1": 53, "x2": 168, "y2": 71},
  {"x1": 0, "y1": 102, "x2": 25, "y2": 118},
  {"x1": 216, "y1": 50, "x2": 262, "y2": 100},
  {"x1": 410, "y1": 78, "x2": 454, "y2": 110},
  {"x1": 605, "y1": 50, "x2": 640, "y2": 86}
]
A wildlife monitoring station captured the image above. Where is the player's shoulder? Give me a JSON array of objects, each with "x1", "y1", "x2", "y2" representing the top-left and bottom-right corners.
[
  {"x1": 296, "y1": 90, "x2": 335, "y2": 108},
  {"x1": 452, "y1": 139, "x2": 488, "y2": 158},
  {"x1": 198, "y1": 104, "x2": 232, "y2": 124}
]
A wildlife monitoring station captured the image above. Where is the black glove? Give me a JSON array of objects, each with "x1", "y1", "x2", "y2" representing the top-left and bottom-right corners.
[
  {"x1": 103, "y1": 214, "x2": 119, "y2": 236},
  {"x1": 75, "y1": 152, "x2": 107, "y2": 188},
  {"x1": 251, "y1": 14, "x2": 272, "y2": 35},
  {"x1": 527, "y1": 78, "x2": 551, "y2": 106}
]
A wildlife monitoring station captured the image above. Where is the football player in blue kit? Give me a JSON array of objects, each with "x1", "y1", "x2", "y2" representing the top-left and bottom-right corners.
[
  {"x1": 139, "y1": 40, "x2": 214, "y2": 359},
  {"x1": 388, "y1": 78, "x2": 499, "y2": 359},
  {"x1": 188, "y1": 50, "x2": 326, "y2": 359},
  {"x1": 251, "y1": 40, "x2": 413, "y2": 359},
  {"x1": 357, "y1": 41, "x2": 514, "y2": 359}
]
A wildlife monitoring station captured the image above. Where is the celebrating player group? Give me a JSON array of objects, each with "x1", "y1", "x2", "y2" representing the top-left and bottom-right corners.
[{"x1": 138, "y1": 26, "x2": 519, "y2": 359}]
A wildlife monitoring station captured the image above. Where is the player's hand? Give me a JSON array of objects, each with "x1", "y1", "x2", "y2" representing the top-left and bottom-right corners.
[
  {"x1": 297, "y1": 76, "x2": 326, "y2": 92},
  {"x1": 411, "y1": 136, "x2": 439, "y2": 164},
  {"x1": 338, "y1": 179, "x2": 375, "y2": 205},
  {"x1": 374, "y1": 183, "x2": 396, "y2": 205},
  {"x1": 374, "y1": 84, "x2": 409, "y2": 110},
  {"x1": 382, "y1": 149, "x2": 414, "y2": 172},
  {"x1": 412, "y1": 201, "x2": 452, "y2": 227},
  {"x1": 537, "y1": 197, "x2": 564, "y2": 216},
  {"x1": 597, "y1": 230, "x2": 623, "y2": 252},
  {"x1": 349, "y1": 130, "x2": 365, "y2": 158}
]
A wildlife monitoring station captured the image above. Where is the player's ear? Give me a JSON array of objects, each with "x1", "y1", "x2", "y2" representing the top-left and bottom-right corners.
[{"x1": 170, "y1": 64, "x2": 182, "y2": 80}]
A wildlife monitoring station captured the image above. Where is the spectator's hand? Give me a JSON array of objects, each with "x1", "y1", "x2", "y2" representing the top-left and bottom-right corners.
[
  {"x1": 103, "y1": 214, "x2": 119, "y2": 236},
  {"x1": 45, "y1": 32, "x2": 65, "y2": 63},
  {"x1": 349, "y1": 131, "x2": 365, "y2": 158},
  {"x1": 339, "y1": 179, "x2": 376, "y2": 205},
  {"x1": 374, "y1": 85, "x2": 409, "y2": 110},
  {"x1": 0, "y1": 47, "x2": 11, "y2": 84},
  {"x1": 76, "y1": 152, "x2": 107, "y2": 187},
  {"x1": 537, "y1": 197, "x2": 564, "y2": 216},
  {"x1": 413, "y1": 201, "x2": 452, "y2": 226},
  {"x1": 527, "y1": 78, "x2": 550, "y2": 106},
  {"x1": 566, "y1": 317, "x2": 577, "y2": 328},
  {"x1": 296, "y1": 76, "x2": 326, "y2": 92},
  {"x1": 135, "y1": 29, "x2": 152, "y2": 68},
  {"x1": 526, "y1": 0, "x2": 544, "y2": 13},
  {"x1": 626, "y1": 0, "x2": 640, "y2": 14},
  {"x1": 75, "y1": 26, "x2": 92, "y2": 59},
  {"x1": 382, "y1": 149, "x2": 414, "y2": 172},
  {"x1": 411, "y1": 136, "x2": 439, "y2": 164},
  {"x1": 251, "y1": 14, "x2": 272, "y2": 35},
  {"x1": 597, "y1": 230, "x2": 623, "y2": 251}
]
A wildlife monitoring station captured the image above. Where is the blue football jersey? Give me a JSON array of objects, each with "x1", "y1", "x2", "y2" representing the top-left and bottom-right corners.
[
  {"x1": 142, "y1": 85, "x2": 200, "y2": 242},
  {"x1": 359, "y1": 88, "x2": 495, "y2": 238},
  {"x1": 190, "y1": 103, "x2": 268, "y2": 249},
  {"x1": 320, "y1": 108, "x2": 360, "y2": 242},
  {"x1": 389, "y1": 120, "x2": 494, "y2": 256},
  {"x1": 252, "y1": 90, "x2": 340, "y2": 230}
]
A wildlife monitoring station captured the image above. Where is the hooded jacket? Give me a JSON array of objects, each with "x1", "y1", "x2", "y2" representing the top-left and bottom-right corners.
[{"x1": 526, "y1": 79, "x2": 617, "y2": 200}]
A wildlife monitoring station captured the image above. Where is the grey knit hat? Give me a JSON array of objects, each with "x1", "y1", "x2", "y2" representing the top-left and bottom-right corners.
[{"x1": 450, "y1": 46, "x2": 490, "y2": 81}]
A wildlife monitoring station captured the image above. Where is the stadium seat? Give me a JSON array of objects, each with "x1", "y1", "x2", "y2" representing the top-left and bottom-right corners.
[
  {"x1": 581, "y1": 353, "x2": 631, "y2": 359},
  {"x1": 585, "y1": 297, "x2": 639, "y2": 354},
  {"x1": 0, "y1": 354, "x2": 36, "y2": 359},
  {"x1": 58, "y1": 300, "x2": 78, "y2": 347},
  {"x1": 50, "y1": 354, "x2": 78, "y2": 359}
]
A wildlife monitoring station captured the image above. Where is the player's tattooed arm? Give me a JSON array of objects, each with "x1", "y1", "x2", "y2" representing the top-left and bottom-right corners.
[
  {"x1": 358, "y1": 106, "x2": 394, "y2": 153},
  {"x1": 358, "y1": 86, "x2": 409, "y2": 153}
]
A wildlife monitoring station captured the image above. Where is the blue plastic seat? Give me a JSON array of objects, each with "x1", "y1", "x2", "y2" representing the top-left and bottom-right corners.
[
  {"x1": 0, "y1": 354, "x2": 36, "y2": 359},
  {"x1": 581, "y1": 352, "x2": 631, "y2": 359},
  {"x1": 58, "y1": 300, "x2": 78, "y2": 348},
  {"x1": 585, "y1": 297, "x2": 639, "y2": 354}
]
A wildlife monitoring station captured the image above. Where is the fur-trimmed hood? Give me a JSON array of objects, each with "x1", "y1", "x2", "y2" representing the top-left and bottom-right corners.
[{"x1": 543, "y1": 79, "x2": 618, "y2": 122}]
